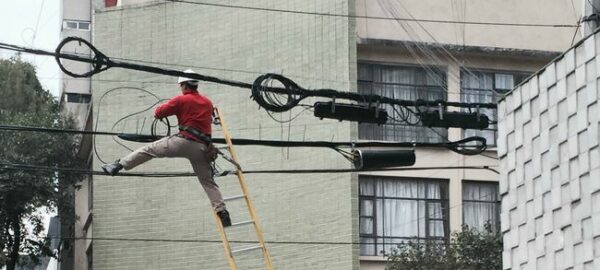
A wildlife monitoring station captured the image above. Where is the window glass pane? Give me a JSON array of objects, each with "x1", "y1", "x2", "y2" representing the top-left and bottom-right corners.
[
  {"x1": 360, "y1": 200, "x2": 373, "y2": 216},
  {"x1": 381, "y1": 179, "x2": 420, "y2": 198},
  {"x1": 428, "y1": 202, "x2": 443, "y2": 219},
  {"x1": 66, "y1": 93, "x2": 91, "y2": 103},
  {"x1": 463, "y1": 202, "x2": 499, "y2": 231},
  {"x1": 66, "y1": 21, "x2": 77, "y2": 29},
  {"x1": 78, "y1": 22, "x2": 90, "y2": 30},
  {"x1": 360, "y1": 237, "x2": 375, "y2": 255},
  {"x1": 429, "y1": 220, "x2": 445, "y2": 237},
  {"x1": 418, "y1": 201, "x2": 426, "y2": 237},
  {"x1": 495, "y1": 74, "x2": 514, "y2": 90},
  {"x1": 426, "y1": 182, "x2": 441, "y2": 199},
  {"x1": 383, "y1": 199, "x2": 419, "y2": 237},
  {"x1": 463, "y1": 182, "x2": 499, "y2": 201},
  {"x1": 358, "y1": 64, "x2": 372, "y2": 81},
  {"x1": 360, "y1": 217, "x2": 373, "y2": 234},
  {"x1": 359, "y1": 181, "x2": 374, "y2": 196}
]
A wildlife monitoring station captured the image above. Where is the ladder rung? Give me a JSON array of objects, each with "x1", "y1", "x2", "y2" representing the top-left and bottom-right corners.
[
  {"x1": 224, "y1": 194, "x2": 245, "y2": 201},
  {"x1": 230, "y1": 220, "x2": 254, "y2": 227},
  {"x1": 232, "y1": 245, "x2": 262, "y2": 254}
]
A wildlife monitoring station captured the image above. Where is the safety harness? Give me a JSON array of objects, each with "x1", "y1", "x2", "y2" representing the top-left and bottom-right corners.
[{"x1": 179, "y1": 125, "x2": 218, "y2": 161}]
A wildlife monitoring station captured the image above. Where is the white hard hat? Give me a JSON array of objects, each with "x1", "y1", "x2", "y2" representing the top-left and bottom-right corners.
[{"x1": 177, "y1": 69, "x2": 199, "y2": 85}]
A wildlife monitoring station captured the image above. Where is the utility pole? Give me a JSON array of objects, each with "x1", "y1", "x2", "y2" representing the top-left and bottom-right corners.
[{"x1": 583, "y1": 0, "x2": 600, "y2": 35}]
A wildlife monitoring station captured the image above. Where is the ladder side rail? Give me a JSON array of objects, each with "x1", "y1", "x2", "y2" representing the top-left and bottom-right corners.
[
  {"x1": 214, "y1": 107, "x2": 274, "y2": 270},
  {"x1": 213, "y1": 211, "x2": 238, "y2": 270}
]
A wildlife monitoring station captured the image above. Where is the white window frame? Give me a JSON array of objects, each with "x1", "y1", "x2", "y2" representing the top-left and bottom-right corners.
[{"x1": 63, "y1": 20, "x2": 91, "y2": 31}]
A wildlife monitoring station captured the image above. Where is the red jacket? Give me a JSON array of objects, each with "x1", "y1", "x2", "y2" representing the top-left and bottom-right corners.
[{"x1": 154, "y1": 89, "x2": 213, "y2": 142}]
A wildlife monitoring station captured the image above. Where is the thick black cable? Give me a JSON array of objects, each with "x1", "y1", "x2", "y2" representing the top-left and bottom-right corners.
[
  {"x1": 0, "y1": 39, "x2": 497, "y2": 110},
  {"x1": 0, "y1": 162, "x2": 500, "y2": 177},
  {"x1": 0, "y1": 124, "x2": 487, "y2": 155}
]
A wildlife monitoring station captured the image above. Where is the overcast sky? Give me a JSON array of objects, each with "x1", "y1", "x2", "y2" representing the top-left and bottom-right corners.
[
  {"x1": 0, "y1": 0, "x2": 61, "y2": 233},
  {"x1": 0, "y1": 0, "x2": 61, "y2": 97}
]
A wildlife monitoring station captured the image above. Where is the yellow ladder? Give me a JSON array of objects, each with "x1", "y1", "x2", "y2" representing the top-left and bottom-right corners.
[{"x1": 211, "y1": 107, "x2": 274, "y2": 270}]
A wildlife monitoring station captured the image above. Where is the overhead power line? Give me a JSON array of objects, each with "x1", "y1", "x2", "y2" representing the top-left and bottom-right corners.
[
  {"x1": 44, "y1": 235, "x2": 499, "y2": 247},
  {"x1": 0, "y1": 38, "x2": 498, "y2": 110},
  {"x1": 0, "y1": 124, "x2": 488, "y2": 155},
  {"x1": 163, "y1": 0, "x2": 578, "y2": 28},
  {"x1": 0, "y1": 162, "x2": 499, "y2": 177}
]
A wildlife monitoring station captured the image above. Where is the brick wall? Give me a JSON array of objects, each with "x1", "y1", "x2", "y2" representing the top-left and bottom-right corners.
[
  {"x1": 92, "y1": 1, "x2": 357, "y2": 269},
  {"x1": 498, "y1": 30, "x2": 600, "y2": 269}
]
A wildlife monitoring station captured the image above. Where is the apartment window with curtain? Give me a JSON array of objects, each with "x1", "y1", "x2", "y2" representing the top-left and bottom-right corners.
[
  {"x1": 358, "y1": 62, "x2": 448, "y2": 143},
  {"x1": 462, "y1": 181, "x2": 500, "y2": 232},
  {"x1": 359, "y1": 176, "x2": 449, "y2": 256},
  {"x1": 460, "y1": 70, "x2": 529, "y2": 146}
]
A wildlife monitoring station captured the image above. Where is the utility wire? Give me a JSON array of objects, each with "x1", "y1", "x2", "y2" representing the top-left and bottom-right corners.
[
  {"x1": 163, "y1": 0, "x2": 578, "y2": 28},
  {"x1": 0, "y1": 39, "x2": 497, "y2": 110},
  {"x1": 42, "y1": 236, "x2": 499, "y2": 247},
  {"x1": 0, "y1": 124, "x2": 488, "y2": 155},
  {"x1": 0, "y1": 163, "x2": 499, "y2": 177}
]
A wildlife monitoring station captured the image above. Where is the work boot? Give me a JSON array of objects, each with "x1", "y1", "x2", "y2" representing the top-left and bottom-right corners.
[
  {"x1": 217, "y1": 210, "x2": 231, "y2": 227},
  {"x1": 102, "y1": 161, "x2": 123, "y2": 176}
]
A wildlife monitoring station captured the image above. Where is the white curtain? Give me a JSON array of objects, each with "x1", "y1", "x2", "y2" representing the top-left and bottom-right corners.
[
  {"x1": 359, "y1": 177, "x2": 447, "y2": 255},
  {"x1": 463, "y1": 182, "x2": 499, "y2": 231},
  {"x1": 461, "y1": 71, "x2": 516, "y2": 146},
  {"x1": 358, "y1": 63, "x2": 447, "y2": 143}
]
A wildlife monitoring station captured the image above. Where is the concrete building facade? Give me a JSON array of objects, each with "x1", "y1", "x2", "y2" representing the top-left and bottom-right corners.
[
  {"x1": 87, "y1": 1, "x2": 582, "y2": 269},
  {"x1": 59, "y1": 0, "x2": 94, "y2": 269},
  {"x1": 497, "y1": 29, "x2": 600, "y2": 269}
]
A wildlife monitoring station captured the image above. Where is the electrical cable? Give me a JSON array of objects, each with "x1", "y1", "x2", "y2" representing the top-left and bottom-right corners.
[
  {"x1": 0, "y1": 39, "x2": 498, "y2": 110},
  {"x1": 92, "y1": 86, "x2": 170, "y2": 164},
  {"x1": 162, "y1": 0, "x2": 578, "y2": 28},
  {"x1": 0, "y1": 162, "x2": 500, "y2": 177},
  {"x1": 39, "y1": 235, "x2": 500, "y2": 247},
  {"x1": 0, "y1": 124, "x2": 488, "y2": 155}
]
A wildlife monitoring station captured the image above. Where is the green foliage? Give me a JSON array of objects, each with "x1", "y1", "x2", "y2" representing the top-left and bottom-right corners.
[
  {"x1": 386, "y1": 224, "x2": 503, "y2": 270},
  {"x1": 0, "y1": 57, "x2": 84, "y2": 269}
]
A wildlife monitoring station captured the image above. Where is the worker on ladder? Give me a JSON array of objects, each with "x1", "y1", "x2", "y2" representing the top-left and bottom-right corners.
[{"x1": 101, "y1": 69, "x2": 232, "y2": 227}]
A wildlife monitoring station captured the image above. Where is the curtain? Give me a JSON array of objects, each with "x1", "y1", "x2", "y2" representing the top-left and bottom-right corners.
[
  {"x1": 359, "y1": 177, "x2": 448, "y2": 255},
  {"x1": 463, "y1": 182, "x2": 500, "y2": 231},
  {"x1": 460, "y1": 71, "x2": 516, "y2": 146},
  {"x1": 358, "y1": 63, "x2": 447, "y2": 143}
]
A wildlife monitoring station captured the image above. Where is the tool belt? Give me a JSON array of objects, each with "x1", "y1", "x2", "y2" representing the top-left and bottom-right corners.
[{"x1": 178, "y1": 125, "x2": 218, "y2": 161}]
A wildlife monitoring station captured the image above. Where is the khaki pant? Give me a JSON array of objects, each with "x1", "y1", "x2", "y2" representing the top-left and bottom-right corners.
[{"x1": 119, "y1": 135, "x2": 225, "y2": 212}]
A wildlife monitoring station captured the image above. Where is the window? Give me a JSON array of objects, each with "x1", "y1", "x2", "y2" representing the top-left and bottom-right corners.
[
  {"x1": 359, "y1": 176, "x2": 449, "y2": 256},
  {"x1": 63, "y1": 20, "x2": 91, "y2": 31},
  {"x1": 78, "y1": 22, "x2": 90, "y2": 30},
  {"x1": 462, "y1": 181, "x2": 500, "y2": 232},
  {"x1": 358, "y1": 62, "x2": 448, "y2": 143},
  {"x1": 460, "y1": 70, "x2": 529, "y2": 146},
  {"x1": 66, "y1": 93, "x2": 91, "y2": 104}
]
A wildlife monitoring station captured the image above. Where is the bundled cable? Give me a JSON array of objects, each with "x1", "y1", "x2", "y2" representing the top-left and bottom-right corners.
[{"x1": 0, "y1": 38, "x2": 498, "y2": 111}]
